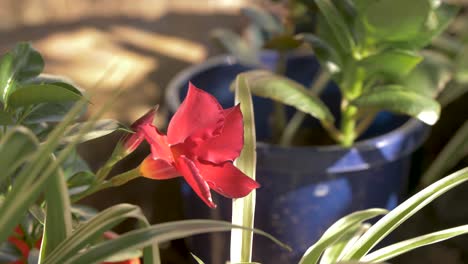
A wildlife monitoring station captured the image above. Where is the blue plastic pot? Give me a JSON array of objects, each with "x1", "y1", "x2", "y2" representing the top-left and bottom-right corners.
[{"x1": 166, "y1": 52, "x2": 430, "y2": 263}]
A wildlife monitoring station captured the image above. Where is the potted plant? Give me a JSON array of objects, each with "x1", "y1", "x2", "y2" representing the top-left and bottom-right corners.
[
  {"x1": 166, "y1": 0, "x2": 460, "y2": 262},
  {"x1": 0, "y1": 43, "x2": 272, "y2": 264}
]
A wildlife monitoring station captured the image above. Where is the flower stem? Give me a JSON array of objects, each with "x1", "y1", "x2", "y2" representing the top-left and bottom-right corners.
[{"x1": 71, "y1": 168, "x2": 141, "y2": 203}]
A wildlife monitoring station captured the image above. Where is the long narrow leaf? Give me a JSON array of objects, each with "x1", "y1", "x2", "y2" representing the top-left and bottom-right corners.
[
  {"x1": 421, "y1": 120, "x2": 468, "y2": 186},
  {"x1": 43, "y1": 204, "x2": 147, "y2": 264},
  {"x1": 39, "y1": 155, "x2": 73, "y2": 260},
  {"x1": 67, "y1": 220, "x2": 289, "y2": 264},
  {"x1": 320, "y1": 224, "x2": 370, "y2": 264},
  {"x1": 230, "y1": 74, "x2": 257, "y2": 263},
  {"x1": 299, "y1": 209, "x2": 387, "y2": 264},
  {"x1": 362, "y1": 224, "x2": 468, "y2": 262},
  {"x1": 341, "y1": 167, "x2": 468, "y2": 260}
]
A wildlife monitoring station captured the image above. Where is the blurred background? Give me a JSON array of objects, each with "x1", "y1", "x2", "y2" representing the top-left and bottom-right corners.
[{"x1": 1, "y1": 0, "x2": 468, "y2": 263}]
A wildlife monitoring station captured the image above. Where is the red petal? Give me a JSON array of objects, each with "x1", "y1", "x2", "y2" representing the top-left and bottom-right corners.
[
  {"x1": 8, "y1": 236, "x2": 29, "y2": 259},
  {"x1": 130, "y1": 106, "x2": 158, "y2": 130},
  {"x1": 195, "y1": 104, "x2": 244, "y2": 163},
  {"x1": 167, "y1": 83, "x2": 224, "y2": 145},
  {"x1": 176, "y1": 155, "x2": 216, "y2": 208},
  {"x1": 140, "y1": 155, "x2": 179, "y2": 180},
  {"x1": 140, "y1": 124, "x2": 173, "y2": 163},
  {"x1": 196, "y1": 161, "x2": 260, "y2": 198},
  {"x1": 122, "y1": 106, "x2": 158, "y2": 153}
]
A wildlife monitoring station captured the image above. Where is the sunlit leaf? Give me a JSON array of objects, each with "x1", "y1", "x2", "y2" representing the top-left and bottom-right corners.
[
  {"x1": 362, "y1": 224, "x2": 468, "y2": 262},
  {"x1": 299, "y1": 209, "x2": 387, "y2": 264},
  {"x1": 340, "y1": 167, "x2": 468, "y2": 260},
  {"x1": 9, "y1": 84, "x2": 82, "y2": 108},
  {"x1": 234, "y1": 70, "x2": 334, "y2": 124},
  {"x1": 0, "y1": 43, "x2": 44, "y2": 107},
  {"x1": 352, "y1": 85, "x2": 440, "y2": 125},
  {"x1": 360, "y1": 50, "x2": 422, "y2": 78}
]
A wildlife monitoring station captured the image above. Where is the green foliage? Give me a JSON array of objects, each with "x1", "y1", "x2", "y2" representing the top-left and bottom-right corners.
[{"x1": 300, "y1": 167, "x2": 468, "y2": 263}]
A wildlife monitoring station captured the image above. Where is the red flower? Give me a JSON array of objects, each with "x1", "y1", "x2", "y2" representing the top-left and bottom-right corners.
[
  {"x1": 122, "y1": 106, "x2": 158, "y2": 154},
  {"x1": 139, "y1": 83, "x2": 259, "y2": 208}
]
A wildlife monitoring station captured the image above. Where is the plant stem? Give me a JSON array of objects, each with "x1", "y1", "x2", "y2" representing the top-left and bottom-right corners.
[
  {"x1": 355, "y1": 111, "x2": 377, "y2": 138},
  {"x1": 280, "y1": 70, "x2": 331, "y2": 146},
  {"x1": 339, "y1": 65, "x2": 365, "y2": 147},
  {"x1": 71, "y1": 168, "x2": 141, "y2": 203}
]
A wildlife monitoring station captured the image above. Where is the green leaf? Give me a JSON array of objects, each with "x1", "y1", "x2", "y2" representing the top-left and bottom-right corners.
[
  {"x1": 359, "y1": 50, "x2": 423, "y2": 78},
  {"x1": 0, "y1": 97, "x2": 88, "y2": 245},
  {"x1": 68, "y1": 171, "x2": 95, "y2": 189},
  {"x1": 62, "y1": 119, "x2": 120, "y2": 144},
  {"x1": 66, "y1": 220, "x2": 288, "y2": 264},
  {"x1": 299, "y1": 33, "x2": 342, "y2": 72},
  {"x1": 234, "y1": 70, "x2": 334, "y2": 124},
  {"x1": 421, "y1": 120, "x2": 468, "y2": 186},
  {"x1": 211, "y1": 29, "x2": 259, "y2": 65},
  {"x1": 298, "y1": 209, "x2": 387, "y2": 264},
  {"x1": 358, "y1": 0, "x2": 431, "y2": 42},
  {"x1": 9, "y1": 84, "x2": 82, "y2": 108},
  {"x1": 352, "y1": 85, "x2": 440, "y2": 125},
  {"x1": 43, "y1": 204, "x2": 149, "y2": 264},
  {"x1": 340, "y1": 167, "x2": 468, "y2": 260},
  {"x1": 314, "y1": 0, "x2": 355, "y2": 51},
  {"x1": 240, "y1": 6, "x2": 283, "y2": 35},
  {"x1": 0, "y1": 43, "x2": 44, "y2": 106},
  {"x1": 400, "y1": 50, "x2": 452, "y2": 98},
  {"x1": 231, "y1": 74, "x2": 258, "y2": 262},
  {"x1": 0, "y1": 126, "x2": 39, "y2": 185},
  {"x1": 191, "y1": 252, "x2": 205, "y2": 264},
  {"x1": 320, "y1": 224, "x2": 370, "y2": 264},
  {"x1": 412, "y1": 3, "x2": 459, "y2": 48},
  {"x1": 362, "y1": 224, "x2": 468, "y2": 262},
  {"x1": 40, "y1": 156, "x2": 73, "y2": 260}
]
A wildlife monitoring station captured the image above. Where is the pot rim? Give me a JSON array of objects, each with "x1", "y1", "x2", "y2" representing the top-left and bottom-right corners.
[{"x1": 166, "y1": 53, "x2": 429, "y2": 156}]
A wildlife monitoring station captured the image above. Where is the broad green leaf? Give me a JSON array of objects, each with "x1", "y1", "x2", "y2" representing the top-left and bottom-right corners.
[
  {"x1": 400, "y1": 50, "x2": 452, "y2": 98},
  {"x1": 314, "y1": 0, "x2": 355, "y2": 51},
  {"x1": 359, "y1": 0, "x2": 431, "y2": 42},
  {"x1": 234, "y1": 70, "x2": 334, "y2": 124},
  {"x1": 340, "y1": 167, "x2": 468, "y2": 260},
  {"x1": 359, "y1": 50, "x2": 422, "y2": 78},
  {"x1": 240, "y1": 6, "x2": 283, "y2": 35},
  {"x1": 320, "y1": 224, "x2": 370, "y2": 264},
  {"x1": 352, "y1": 85, "x2": 440, "y2": 125},
  {"x1": 212, "y1": 29, "x2": 259, "y2": 65},
  {"x1": 0, "y1": 43, "x2": 44, "y2": 106},
  {"x1": 66, "y1": 220, "x2": 288, "y2": 264},
  {"x1": 299, "y1": 33, "x2": 342, "y2": 72},
  {"x1": 362, "y1": 224, "x2": 468, "y2": 262},
  {"x1": 9, "y1": 84, "x2": 82, "y2": 108},
  {"x1": 298, "y1": 209, "x2": 387, "y2": 264},
  {"x1": 421, "y1": 120, "x2": 468, "y2": 186},
  {"x1": 231, "y1": 74, "x2": 257, "y2": 263},
  {"x1": 40, "y1": 156, "x2": 73, "y2": 260},
  {"x1": 391, "y1": 3, "x2": 459, "y2": 49},
  {"x1": 62, "y1": 119, "x2": 121, "y2": 144}
]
